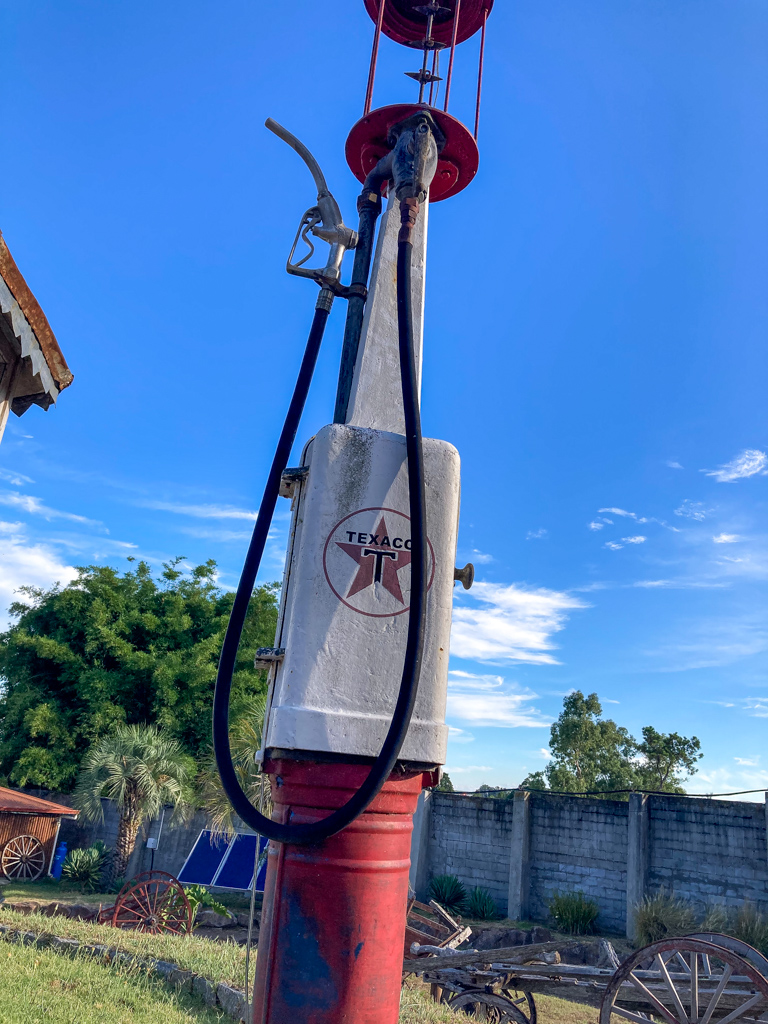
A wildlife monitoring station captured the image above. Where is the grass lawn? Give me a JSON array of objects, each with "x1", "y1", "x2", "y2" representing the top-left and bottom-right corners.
[
  {"x1": 0, "y1": 878, "x2": 260, "y2": 912},
  {"x1": 0, "y1": 941, "x2": 226, "y2": 1024},
  {"x1": 0, "y1": 907, "x2": 600, "y2": 1023}
]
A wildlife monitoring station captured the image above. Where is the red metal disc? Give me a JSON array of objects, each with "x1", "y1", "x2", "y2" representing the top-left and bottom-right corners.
[
  {"x1": 346, "y1": 103, "x2": 479, "y2": 202},
  {"x1": 364, "y1": 0, "x2": 493, "y2": 46}
]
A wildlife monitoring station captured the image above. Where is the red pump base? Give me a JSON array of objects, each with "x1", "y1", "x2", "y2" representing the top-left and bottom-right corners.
[{"x1": 251, "y1": 759, "x2": 432, "y2": 1024}]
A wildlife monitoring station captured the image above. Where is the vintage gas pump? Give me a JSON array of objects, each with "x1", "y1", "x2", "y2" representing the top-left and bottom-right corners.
[{"x1": 213, "y1": 3, "x2": 493, "y2": 1021}]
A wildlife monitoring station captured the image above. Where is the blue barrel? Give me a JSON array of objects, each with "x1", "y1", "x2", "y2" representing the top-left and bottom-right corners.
[{"x1": 50, "y1": 842, "x2": 67, "y2": 880}]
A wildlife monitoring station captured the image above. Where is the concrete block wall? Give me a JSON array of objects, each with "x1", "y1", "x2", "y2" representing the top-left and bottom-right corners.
[
  {"x1": 527, "y1": 794, "x2": 628, "y2": 933},
  {"x1": 426, "y1": 793, "x2": 515, "y2": 911},
  {"x1": 648, "y1": 796, "x2": 768, "y2": 911},
  {"x1": 415, "y1": 791, "x2": 768, "y2": 938}
]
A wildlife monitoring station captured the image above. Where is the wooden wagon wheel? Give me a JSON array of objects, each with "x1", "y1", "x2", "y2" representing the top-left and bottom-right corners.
[
  {"x1": 599, "y1": 937, "x2": 768, "y2": 1023},
  {"x1": 1, "y1": 834, "x2": 46, "y2": 880},
  {"x1": 446, "y1": 990, "x2": 532, "y2": 1023},
  {"x1": 111, "y1": 876, "x2": 192, "y2": 935}
]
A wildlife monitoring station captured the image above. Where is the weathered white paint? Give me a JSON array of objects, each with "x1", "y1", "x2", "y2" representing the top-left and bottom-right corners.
[
  {"x1": 344, "y1": 194, "x2": 428, "y2": 433},
  {"x1": 0, "y1": 275, "x2": 58, "y2": 446},
  {"x1": 263, "y1": 423, "x2": 459, "y2": 765}
]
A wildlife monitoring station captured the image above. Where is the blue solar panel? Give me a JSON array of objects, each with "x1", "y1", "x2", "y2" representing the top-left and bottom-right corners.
[
  {"x1": 178, "y1": 830, "x2": 268, "y2": 891},
  {"x1": 215, "y1": 834, "x2": 259, "y2": 889},
  {"x1": 178, "y1": 830, "x2": 228, "y2": 885}
]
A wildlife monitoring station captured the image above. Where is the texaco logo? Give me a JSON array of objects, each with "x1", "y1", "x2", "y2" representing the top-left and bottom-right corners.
[{"x1": 322, "y1": 507, "x2": 435, "y2": 618}]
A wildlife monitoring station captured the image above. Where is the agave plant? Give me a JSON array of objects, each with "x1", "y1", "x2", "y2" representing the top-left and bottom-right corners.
[
  {"x1": 60, "y1": 844, "x2": 110, "y2": 893},
  {"x1": 428, "y1": 874, "x2": 467, "y2": 914},
  {"x1": 465, "y1": 886, "x2": 499, "y2": 921}
]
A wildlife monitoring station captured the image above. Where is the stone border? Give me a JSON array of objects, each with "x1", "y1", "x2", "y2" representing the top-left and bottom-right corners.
[{"x1": 0, "y1": 923, "x2": 248, "y2": 1022}]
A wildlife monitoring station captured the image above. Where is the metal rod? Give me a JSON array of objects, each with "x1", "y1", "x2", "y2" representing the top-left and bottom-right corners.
[
  {"x1": 443, "y1": 0, "x2": 461, "y2": 111},
  {"x1": 474, "y1": 6, "x2": 487, "y2": 139},
  {"x1": 418, "y1": 13, "x2": 435, "y2": 103},
  {"x1": 364, "y1": 0, "x2": 386, "y2": 115},
  {"x1": 428, "y1": 47, "x2": 438, "y2": 105}
]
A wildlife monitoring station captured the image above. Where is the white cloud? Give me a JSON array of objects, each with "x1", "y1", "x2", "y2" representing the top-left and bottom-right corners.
[
  {"x1": 734, "y1": 757, "x2": 760, "y2": 767},
  {"x1": 0, "y1": 491, "x2": 100, "y2": 526},
  {"x1": 703, "y1": 449, "x2": 767, "y2": 483},
  {"x1": 450, "y1": 582, "x2": 587, "y2": 665},
  {"x1": 526, "y1": 529, "x2": 547, "y2": 540},
  {"x1": 649, "y1": 615, "x2": 768, "y2": 671},
  {"x1": 0, "y1": 522, "x2": 78, "y2": 627},
  {"x1": 471, "y1": 549, "x2": 494, "y2": 564},
  {"x1": 667, "y1": 461, "x2": 683, "y2": 470},
  {"x1": 604, "y1": 541, "x2": 623, "y2": 551},
  {"x1": 139, "y1": 500, "x2": 258, "y2": 520},
  {"x1": 447, "y1": 726, "x2": 475, "y2": 744},
  {"x1": 0, "y1": 468, "x2": 33, "y2": 486},
  {"x1": 598, "y1": 507, "x2": 648, "y2": 523},
  {"x1": 674, "y1": 499, "x2": 711, "y2": 521},
  {"x1": 603, "y1": 699, "x2": 620, "y2": 704},
  {"x1": 445, "y1": 766, "x2": 494, "y2": 774},
  {"x1": 588, "y1": 521, "x2": 604, "y2": 531},
  {"x1": 622, "y1": 535, "x2": 646, "y2": 544},
  {"x1": 713, "y1": 534, "x2": 740, "y2": 544},
  {"x1": 536, "y1": 748, "x2": 552, "y2": 759},
  {"x1": 447, "y1": 671, "x2": 550, "y2": 728},
  {"x1": 179, "y1": 526, "x2": 255, "y2": 543},
  {"x1": 688, "y1": 764, "x2": 768, "y2": 801}
]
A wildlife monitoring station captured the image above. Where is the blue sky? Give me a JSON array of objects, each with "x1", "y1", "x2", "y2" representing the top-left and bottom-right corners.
[{"x1": 1, "y1": 1, "x2": 767, "y2": 797}]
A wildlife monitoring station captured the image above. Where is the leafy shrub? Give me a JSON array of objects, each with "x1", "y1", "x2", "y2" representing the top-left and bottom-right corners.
[
  {"x1": 428, "y1": 875, "x2": 467, "y2": 914},
  {"x1": 183, "y1": 884, "x2": 231, "y2": 928},
  {"x1": 633, "y1": 889, "x2": 697, "y2": 946},
  {"x1": 548, "y1": 890, "x2": 599, "y2": 935},
  {"x1": 60, "y1": 844, "x2": 110, "y2": 892},
  {"x1": 465, "y1": 886, "x2": 499, "y2": 920}
]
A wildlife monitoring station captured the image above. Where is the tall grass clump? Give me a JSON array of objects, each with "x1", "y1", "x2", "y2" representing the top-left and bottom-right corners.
[
  {"x1": 633, "y1": 889, "x2": 697, "y2": 946},
  {"x1": 548, "y1": 890, "x2": 599, "y2": 935},
  {"x1": 702, "y1": 902, "x2": 768, "y2": 955},
  {"x1": 428, "y1": 875, "x2": 467, "y2": 915},
  {"x1": 465, "y1": 886, "x2": 499, "y2": 921}
]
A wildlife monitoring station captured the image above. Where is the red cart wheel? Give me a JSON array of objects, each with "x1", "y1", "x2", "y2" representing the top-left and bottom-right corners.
[
  {"x1": 1, "y1": 835, "x2": 46, "y2": 880},
  {"x1": 111, "y1": 876, "x2": 192, "y2": 935}
]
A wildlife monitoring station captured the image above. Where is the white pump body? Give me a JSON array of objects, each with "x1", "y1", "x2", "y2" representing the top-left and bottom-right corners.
[{"x1": 262, "y1": 195, "x2": 461, "y2": 767}]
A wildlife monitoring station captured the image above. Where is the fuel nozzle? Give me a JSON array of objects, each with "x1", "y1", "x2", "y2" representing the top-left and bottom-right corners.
[{"x1": 266, "y1": 118, "x2": 358, "y2": 293}]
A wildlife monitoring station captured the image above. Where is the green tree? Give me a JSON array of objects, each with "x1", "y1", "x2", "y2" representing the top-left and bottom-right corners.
[
  {"x1": 521, "y1": 691, "x2": 701, "y2": 796},
  {"x1": 74, "y1": 723, "x2": 194, "y2": 879},
  {"x1": 434, "y1": 772, "x2": 454, "y2": 792},
  {"x1": 0, "y1": 559, "x2": 278, "y2": 790},
  {"x1": 197, "y1": 693, "x2": 271, "y2": 838}
]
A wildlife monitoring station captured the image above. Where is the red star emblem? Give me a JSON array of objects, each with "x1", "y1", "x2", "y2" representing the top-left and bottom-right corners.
[{"x1": 336, "y1": 516, "x2": 412, "y2": 604}]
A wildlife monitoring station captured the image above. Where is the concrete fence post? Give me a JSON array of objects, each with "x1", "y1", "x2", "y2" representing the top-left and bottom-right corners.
[
  {"x1": 626, "y1": 793, "x2": 650, "y2": 940},
  {"x1": 409, "y1": 789, "x2": 433, "y2": 900},
  {"x1": 507, "y1": 790, "x2": 531, "y2": 921}
]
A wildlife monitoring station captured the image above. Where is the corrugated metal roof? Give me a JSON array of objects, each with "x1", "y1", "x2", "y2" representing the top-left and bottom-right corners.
[
  {"x1": 0, "y1": 785, "x2": 79, "y2": 818},
  {"x1": 0, "y1": 230, "x2": 73, "y2": 415}
]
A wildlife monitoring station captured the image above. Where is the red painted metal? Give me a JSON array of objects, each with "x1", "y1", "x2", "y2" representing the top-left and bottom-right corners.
[
  {"x1": 346, "y1": 103, "x2": 479, "y2": 202},
  {"x1": 442, "y1": 0, "x2": 461, "y2": 112},
  {"x1": 363, "y1": 0, "x2": 493, "y2": 47},
  {"x1": 474, "y1": 7, "x2": 487, "y2": 139},
  {"x1": 251, "y1": 760, "x2": 430, "y2": 1024},
  {"x1": 364, "y1": 0, "x2": 387, "y2": 115}
]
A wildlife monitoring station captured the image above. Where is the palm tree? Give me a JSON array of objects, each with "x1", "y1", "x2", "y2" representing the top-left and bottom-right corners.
[
  {"x1": 74, "y1": 723, "x2": 194, "y2": 880},
  {"x1": 198, "y1": 694, "x2": 271, "y2": 838}
]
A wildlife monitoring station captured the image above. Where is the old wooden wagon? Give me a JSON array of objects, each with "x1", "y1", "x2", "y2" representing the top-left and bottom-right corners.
[
  {"x1": 0, "y1": 786, "x2": 79, "y2": 882},
  {"x1": 405, "y1": 932, "x2": 768, "y2": 1022}
]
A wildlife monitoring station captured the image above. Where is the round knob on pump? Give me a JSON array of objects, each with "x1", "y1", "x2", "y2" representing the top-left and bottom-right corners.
[{"x1": 453, "y1": 563, "x2": 474, "y2": 590}]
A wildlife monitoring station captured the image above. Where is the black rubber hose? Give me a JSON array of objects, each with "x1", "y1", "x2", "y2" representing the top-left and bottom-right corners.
[
  {"x1": 333, "y1": 189, "x2": 383, "y2": 424},
  {"x1": 212, "y1": 229, "x2": 428, "y2": 845}
]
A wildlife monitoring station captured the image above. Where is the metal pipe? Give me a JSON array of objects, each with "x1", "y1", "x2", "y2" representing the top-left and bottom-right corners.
[
  {"x1": 364, "y1": 0, "x2": 386, "y2": 115},
  {"x1": 474, "y1": 6, "x2": 488, "y2": 140},
  {"x1": 418, "y1": 12, "x2": 435, "y2": 104},
  {"x1": 443, "y1": 0, "x2": 461, "y2": 112},
  {"x1": 428, "y1": 47, "x2": 438, "y2": 106}
]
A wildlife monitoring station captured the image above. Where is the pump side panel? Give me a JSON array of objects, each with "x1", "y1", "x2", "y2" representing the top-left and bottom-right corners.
[{"x1": 264, "y1": 423, "x2": 459, "y2": 765}]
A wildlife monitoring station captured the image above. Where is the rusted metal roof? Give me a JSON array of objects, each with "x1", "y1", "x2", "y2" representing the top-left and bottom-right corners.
[
  {"x1": 0, "y1": 230, "x2": 73, "y2": 416},
  {"x1": 0, "y1": 785, "x2": 79, "y2": 818}
]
